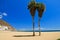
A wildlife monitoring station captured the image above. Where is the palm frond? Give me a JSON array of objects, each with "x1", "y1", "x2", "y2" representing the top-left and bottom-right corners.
[
  {"x1": 28, "y1": 0, "x2": 36, "y2": 9},
  {"x1": 36, "y1": 3, "x2": 45, "y2": 18}
]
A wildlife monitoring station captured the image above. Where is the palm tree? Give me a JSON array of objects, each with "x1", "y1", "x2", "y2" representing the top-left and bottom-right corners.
[
  {"x1": 36, "y1": 3, "x2": 45, "y2": 36},
  {"x1": 28, "y1": 0, "x2": 36, "y2": 36}
]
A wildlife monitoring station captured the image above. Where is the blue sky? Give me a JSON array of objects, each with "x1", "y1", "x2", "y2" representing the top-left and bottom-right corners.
[{"x1": 0, "y1": 0, "x2": 60, "y2": 30}]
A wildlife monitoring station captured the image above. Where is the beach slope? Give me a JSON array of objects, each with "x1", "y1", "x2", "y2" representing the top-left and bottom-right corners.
[{"x1": 0, "y1": 31, "x2": 60, "y2": 40}]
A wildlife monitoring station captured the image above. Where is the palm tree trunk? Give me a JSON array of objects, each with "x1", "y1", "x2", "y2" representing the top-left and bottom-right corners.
[
  {"x1": 38, "y1": 17, "x2": 41, "y2": 36},
  {"x1": 32, "y1": 17, "x2": 35, "y2": 36}
]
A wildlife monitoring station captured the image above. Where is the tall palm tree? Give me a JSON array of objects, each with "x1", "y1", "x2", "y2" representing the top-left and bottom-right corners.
[
  {"x1": 28, "y1": 0, "x2": 36, "y2": 36},
  {"x1": 36, "y1": 3, "x2": 45, "y2": 36}
]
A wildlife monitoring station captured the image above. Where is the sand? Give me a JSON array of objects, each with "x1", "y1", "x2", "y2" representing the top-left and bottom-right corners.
[{"x1": 0, "y1": 31, "x2": 60, "y2": 40}]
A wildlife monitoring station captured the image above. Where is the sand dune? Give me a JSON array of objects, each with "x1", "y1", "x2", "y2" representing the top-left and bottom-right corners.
[{"x1": 0, "y1": 31, "x2": 60, "y2": 40}]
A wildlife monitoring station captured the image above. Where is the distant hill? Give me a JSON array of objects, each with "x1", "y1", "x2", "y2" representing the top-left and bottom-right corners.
[{"x1": 0, "y1": 20, "x2": 15, "y2": 31}]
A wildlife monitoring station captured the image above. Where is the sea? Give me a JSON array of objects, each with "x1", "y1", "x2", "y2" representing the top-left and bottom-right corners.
[{"x1": 17, "y1": 30, "x2": 60, "y2": 32}]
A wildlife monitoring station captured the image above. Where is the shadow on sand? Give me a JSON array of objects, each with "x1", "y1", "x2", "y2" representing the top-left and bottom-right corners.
[{"x1": 13, "y1": 35, "x2": 35, "y2": 37}]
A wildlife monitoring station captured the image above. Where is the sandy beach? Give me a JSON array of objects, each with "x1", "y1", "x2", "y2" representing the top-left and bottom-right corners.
[{"x1": 0, "y1": 31, "x2": 60, "y2": 40}]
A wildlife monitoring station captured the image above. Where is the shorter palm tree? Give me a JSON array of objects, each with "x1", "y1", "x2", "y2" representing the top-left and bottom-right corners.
[{"x1": 36, "y1": 3, "x2": 45, "y2": 36}]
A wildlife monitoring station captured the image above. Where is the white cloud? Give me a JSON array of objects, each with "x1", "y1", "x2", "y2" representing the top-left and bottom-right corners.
[
  {"x1": 3, "y1": 12, "x2": 7, "y2": 16},
  {"x1": 0, "y1": 15, "x2": 3, "y2": 19},
  {"x1": 19, "y1": 27, "x2": 60, "y2": 30},
  {"x1": 19, "y1": 27, "x2": 46, "y2": 31},
  {"x1": 19, "y1": 28, "x2": 31, "y2": 30},
  {"x1": 0, "y1": 12, "x2": 7, "y2": 19},
  {"x1": 35, "y1": 27, "x2": 46, "y2": 30},
  {"x1": 45, "y1": 28, "x2": 60, "y2": 30}
]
